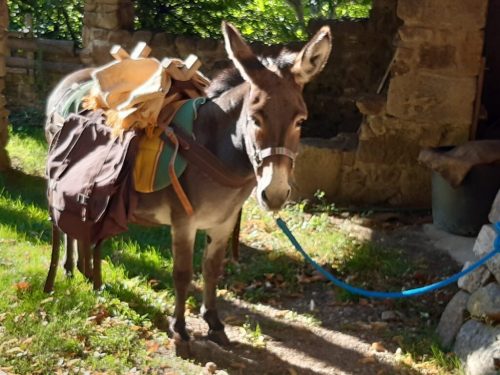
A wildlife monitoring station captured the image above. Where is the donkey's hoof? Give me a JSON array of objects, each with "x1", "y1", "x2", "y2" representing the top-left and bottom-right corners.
[
  {"x1": 64, "y1": 270, "x2": 74, "y2": 278},
  {"x1": 207, "y1": 329, "x2": 230, "y2": 346},
  {"x1": 169, "y1": 318, "x2": 191, "y2": 342}
]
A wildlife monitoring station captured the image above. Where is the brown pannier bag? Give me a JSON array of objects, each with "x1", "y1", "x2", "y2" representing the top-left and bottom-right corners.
[{"x1": 46, "y1": 110, "x2": 138, "y2": 244}]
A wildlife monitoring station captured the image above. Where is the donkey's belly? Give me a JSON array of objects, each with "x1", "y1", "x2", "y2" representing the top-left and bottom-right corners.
[{"x1": 133, "y1": 184, "x2": 254, "y2": 229}]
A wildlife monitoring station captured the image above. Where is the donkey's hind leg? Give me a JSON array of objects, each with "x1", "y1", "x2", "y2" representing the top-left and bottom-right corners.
[
  {"x1": 201, "y1": 217, "x2": 239, "y2": 346},
  {"x1": 63, "y1": 235, "x2": 77, "y2": 277},
  {"x1": 169, "y1": 222, "x2": 196, "y2": 356},
  {"x1": 44, "y1": 224, "x2": 61, "y2": 293}
]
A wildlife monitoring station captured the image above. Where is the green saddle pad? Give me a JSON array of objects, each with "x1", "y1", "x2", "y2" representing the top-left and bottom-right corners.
[{"x1": 134, "y1": 97, "x2": 207, "y2": 193}]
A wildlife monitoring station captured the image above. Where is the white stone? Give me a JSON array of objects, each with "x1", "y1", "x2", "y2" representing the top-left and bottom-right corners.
[
  {"x1": 436, "y1": 290, "x2": 469, "y2": 348},
  {"x1": 473, "y1": 224, "x2": 500, "y2": 282},
  {"x1": 457, "y1": 262, "x2": 491, "y2": 293},
  {"x1": 454, "y1": 320, "x2": 500, "y2": 375},
  {"x1": 489, "y1": 189, "x2": 500, "y2": 223}
]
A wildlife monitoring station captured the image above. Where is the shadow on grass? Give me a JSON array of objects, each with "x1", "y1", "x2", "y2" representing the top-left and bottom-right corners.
[{"x1": 0, "y1": 168, "x2": 47, "y2": 206}]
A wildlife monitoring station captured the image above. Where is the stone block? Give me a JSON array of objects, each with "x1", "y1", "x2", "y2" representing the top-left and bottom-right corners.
[
  {"x1": 458, "y1": 263, "x2": 491, "y2": 293},
  {"x1": 396, "y1": 165, "x2": 431, "y2": 207},
  {"x1": 489, "y1": 190, "x2": 500, "y2": 223},
  {"x1": 132, "y1": 30, "x2": 153, "y2": 46},
  {"x1": 291, "y1": 138, "x2": 343, "y2": 201},
  {"x1": 337, "y1": 163, "x2": 401, "y2": 204},
  {"x1": 356, "y1": 131, "x2": 421, "y2": 165},
  {"x1": 106, "y1": 29, "x2": 130, "y2": 46},
  {"x1": 436, "y1": 290, "x2": 470, "y2": 348},
  {"x1": 150, "y1": 32, "x2": 175, "y2": 48},
  {"x1": 454, "y1": 320, "x2": 500, "y2": 375},
  {"x1": 467, "y1": 283, "x2": 500, "y2": 323},
  {"x1": 355, "y1": 95, "x2": 386, "y2": 116},
  {"x1": 398, "y1": 0, "x2": 488, "y2": 30},
  {"x1": 93, "y1": 12, "x2": 119, "y2": 30},
  {"x1": 473, "y1": 224, "x2": 500, "y2": 282},
  {"x1": 175, "y1": 36, "x2": 198, "y2": 58},
  {"x1": 386, "y1": 73, "x2": 476, "y2": 124},
  {"x1": 91, "y1": 41, "x2": 115, "y2": 65},
  {"x1": 397, "y1": 27, "x2": 484, "y2": 76}
]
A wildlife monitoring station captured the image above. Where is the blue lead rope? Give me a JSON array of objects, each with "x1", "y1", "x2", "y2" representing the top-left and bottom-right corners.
[{"x1": 276, "y1": 219, "x2": 500, "y2": 299}]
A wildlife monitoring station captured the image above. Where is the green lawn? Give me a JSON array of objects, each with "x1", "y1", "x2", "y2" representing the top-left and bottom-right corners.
[{"x1": 0, "y1": 112, "x2": 461, "y2": 374}]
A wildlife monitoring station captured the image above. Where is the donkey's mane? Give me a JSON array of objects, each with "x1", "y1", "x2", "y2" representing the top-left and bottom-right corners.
[{"x1": 206, "y1": 49, "x2": 298, "y2": 99}]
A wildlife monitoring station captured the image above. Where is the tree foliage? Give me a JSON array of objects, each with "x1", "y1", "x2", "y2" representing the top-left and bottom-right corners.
[
  {"x1": 7, "y1": 0, "x2": 371, "y2": 45},
  {"x1": 135, "y1": 0, "x2": 372, "y2": 43},
  {"x1": 8, "y1": 0, "x2": 83, "y2": 43}
]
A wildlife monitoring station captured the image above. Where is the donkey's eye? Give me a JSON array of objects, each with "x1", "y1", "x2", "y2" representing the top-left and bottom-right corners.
[
  {"x1": 250, "y1": 115, "x2": 262, "y2": 127},
  {"x1": 296, "y1": 118, "x2": 306, "y2": 128}
]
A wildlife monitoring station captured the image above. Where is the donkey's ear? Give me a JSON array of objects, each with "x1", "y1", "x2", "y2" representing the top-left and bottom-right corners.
[
  {"x1": 292, "y1": 26, "x2": 332, "y2": 86},
  {"x1": 222, "y1": 21, "x2": 264, "y2": 83}
]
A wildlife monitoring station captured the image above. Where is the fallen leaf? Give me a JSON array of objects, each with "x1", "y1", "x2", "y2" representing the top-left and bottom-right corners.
[
  {"x1": 14, "y1": 281, "x2": 30, "y2": 292},
  {"x1": 370, "y1": 321, "x2": 388, "y2": 330},
  {"x1": 288, "y1": 368, "x2": 298, "y2": 375},
  {"x1": 371, "y1": 341, "x2": 387, "y2": 352},
  {"x1": 146, "y1": 340, "x2": 160, "y2": 353}
]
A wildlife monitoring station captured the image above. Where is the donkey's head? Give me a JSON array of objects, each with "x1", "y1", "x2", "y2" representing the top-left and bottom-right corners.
[{"x1": 222, "y1": 22, "x2": 332, "y2": 211}]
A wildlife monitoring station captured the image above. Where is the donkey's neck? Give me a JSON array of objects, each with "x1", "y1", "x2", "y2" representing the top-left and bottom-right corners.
[{"x1": 193, "y1": 82, "x2": 253, "y2": 177}]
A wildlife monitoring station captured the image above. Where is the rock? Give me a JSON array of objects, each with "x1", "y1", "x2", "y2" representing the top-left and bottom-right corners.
[
  {"x1": 457, "y1": 262, "x2": 491, "y2": 293},
  {"x1": 467, "y1": 283, "x2": 500, "y2": 322},
  {"x1": 454, "y1": 320, "x2": 500, "y2": 375},
  {"x1": 473, "y1": 225, "x2": 500, "y2": 282},
  {"x1": 436, "y1": 290, "x2": 469, "y2": 348},
  {"x1": 204, "y1": 362, "x2": 217, "y2": 374},
  {"x1": 381, "y1": 310, "x2": 398, "y2": 321},
  {"x1": 490, "y1": 190, "x2": 500, "y2": 223}
]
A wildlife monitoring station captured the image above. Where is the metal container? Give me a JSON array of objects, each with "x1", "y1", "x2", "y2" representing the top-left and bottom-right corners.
[{"x1": 432, "y1": 158, "x2": 500, "y2": 236}]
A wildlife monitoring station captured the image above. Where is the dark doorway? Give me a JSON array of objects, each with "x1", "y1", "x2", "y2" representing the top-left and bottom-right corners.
[{"x1": 478, "y1": 0, "x2": 500, "y2": 139}]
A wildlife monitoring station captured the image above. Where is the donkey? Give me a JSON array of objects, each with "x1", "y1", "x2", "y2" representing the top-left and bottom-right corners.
[{"x1": 45, "y1": 22, "x2": 332, "y2": 348}]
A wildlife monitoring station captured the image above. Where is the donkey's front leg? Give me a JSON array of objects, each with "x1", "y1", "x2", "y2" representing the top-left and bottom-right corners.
[
  {"x1": 202, "y1": 218, "x2": 238, "y2": 346},
  {"x1": 170, "y1": 223, "x2": 196, "y2": 347}
]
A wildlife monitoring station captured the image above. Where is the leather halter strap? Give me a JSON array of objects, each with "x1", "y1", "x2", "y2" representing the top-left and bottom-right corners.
[{"x1": 253, "y1": 147, "x2": 297, "y2": 168}]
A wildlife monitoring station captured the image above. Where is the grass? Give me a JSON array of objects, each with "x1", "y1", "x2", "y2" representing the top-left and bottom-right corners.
[{"x1": 0, "y1": 110, "x2": 462, "y2": 374}]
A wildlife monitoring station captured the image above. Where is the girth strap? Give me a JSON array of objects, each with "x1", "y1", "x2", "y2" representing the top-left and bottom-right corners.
[{"x1": 160, "y1": 126, "x2": 255, "y2": 189}]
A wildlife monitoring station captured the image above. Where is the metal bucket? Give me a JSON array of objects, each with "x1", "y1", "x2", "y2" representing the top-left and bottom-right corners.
[{"x1": 432, "y1": 154, "x2": 500, "y2": 236}]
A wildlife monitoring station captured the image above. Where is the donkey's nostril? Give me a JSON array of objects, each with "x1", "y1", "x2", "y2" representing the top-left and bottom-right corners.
[{"x1": 286, "y1": 187, "x2": 291, "y2": 199}]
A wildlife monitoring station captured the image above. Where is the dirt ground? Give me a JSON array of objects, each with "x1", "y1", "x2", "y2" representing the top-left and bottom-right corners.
[{"x1": 163, "y1": 214, "x2": 461, "y2": 375}]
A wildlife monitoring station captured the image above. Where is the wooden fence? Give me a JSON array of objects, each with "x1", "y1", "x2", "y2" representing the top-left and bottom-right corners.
[
  {"x1": 5, "y1": 32, "x2": 84, "y2": 108},
  {"x1": 6, "y1": 31, "x2": 83, "y2": 74}
]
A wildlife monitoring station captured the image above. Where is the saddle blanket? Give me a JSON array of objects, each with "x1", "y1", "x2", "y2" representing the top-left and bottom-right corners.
[{"x1": 133, "y1": 97, "x2": 207, "y2": 193}]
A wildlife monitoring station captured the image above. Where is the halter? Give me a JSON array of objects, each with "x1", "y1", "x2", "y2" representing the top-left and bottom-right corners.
[{"x1": 252, "y1": 147, "x2": 297, "y2": 168}]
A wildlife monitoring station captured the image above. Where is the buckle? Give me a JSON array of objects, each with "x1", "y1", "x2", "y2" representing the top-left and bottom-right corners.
[{"x1": 77, "y1": 193, "x2": 89, "y2": 205}]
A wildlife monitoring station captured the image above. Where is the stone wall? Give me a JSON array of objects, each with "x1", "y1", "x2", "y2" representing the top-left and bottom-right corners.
[
  {"x1": 81, "y1": 0, "x2": 399, "y2": 139},
  {"x1": 0, "y1": 0, "x2": 9, "y2": 170},
  {"x1": 436, "y1": 191, "x2": 500, "y2": 375},
  {"x1": 294, "y1": 0, "x2": 489, "y2": 207}
]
